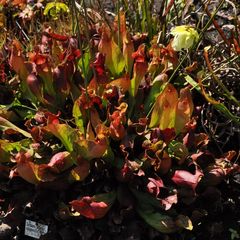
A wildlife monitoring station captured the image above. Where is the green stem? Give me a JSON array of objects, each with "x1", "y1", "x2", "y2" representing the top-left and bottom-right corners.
[
  {"x1": 199, "y1": 0, "x2": 225, "y2": 41},
  {"x1": 71, "y1": 0, "x2": 90, "y2": 136},
  {"x1": 143, "y1": 0, "x2": 152, "y2": 39},
  {"x1": 117, "y1": 0, "x2": 121, "y2": 48},
  {"x1": 204, "y1": 48, "x2": 240, "y2": 108},
  {"x1": 199, "y1": 55, "x2": 239, "y2": 85}
]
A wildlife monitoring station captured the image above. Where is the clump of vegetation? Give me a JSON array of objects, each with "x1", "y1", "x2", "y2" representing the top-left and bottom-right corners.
[{"x1": 0, "y1": 0, "x2": 239, "y2": 239}]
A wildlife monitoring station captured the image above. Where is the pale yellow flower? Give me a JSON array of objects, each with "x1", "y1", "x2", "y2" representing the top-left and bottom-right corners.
[{"x1": 171, "y1": 25, "x2": 199, "y2": 51}]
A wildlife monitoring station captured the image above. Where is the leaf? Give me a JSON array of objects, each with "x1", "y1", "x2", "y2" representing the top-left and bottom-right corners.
[
  {"x1": 131, "y1": 188, "x2": 163, "y2": 209},
  {"x1": 12, "y1": 0, "x2": 26, "y2": 8},
  {"x1": 144, "y1": 73, "x2": 168, "y2": 113},
  {"x1": 9, "y1": 40, "x2": 36, "y2": 102},
  {"x1": 78, "y1": 50, "x2": 91, "y2": 81},
  {"x1": 73, "y1": 98, "x2": 85, "y2": 133},
  {"x1": 16, "y1": 151, "x2": 77, "y2": 184},
  {"x1": 26, "y1": 73, "x2": 44, "y2": 103},
  {"x1": 75, "y1": 135, "x2": 107, "y2": 161},
  {"x1": 34, "y1": 60, "x2": 56, "y2": 100},
  {"x1": 163, "y1": 0, "x2": 174, "y2": 16},
  {"x1": 185, "y1": 62, "x2": 198, "y2": 73},
  {"x1": 102, "y1": 146, "x2": 115, "y2": 166},
  {"x1": 171, "y1": 167, "x2": 203, "y2": 190},
  {"x1": 183, "y1": 74, "x2": 200, "y2": 91},
  {"x1": 123, "y1": 33, "x2": 134, "y2": 74},
  {"x1": 150, "y1": 84, "x2": 194, "y2": 133},
  {"x1": 158, "y1": 151, "x2": 173, "y2": 175},
  {"x1": 149, "y1": 83, "x2": 178, "y2": 129},
  {"x1": 161, "y1": 193, "x2": 178, "y2": 210},
  {"x1": 194, "y1": 133, "x2": 209, "y2": 147},
  {"x1": 99, "y1": 25, "x2": 125, "y2": 77},
  {"x1": 53, "y1": 64, "x2": 73, "y2": 95},
  {"x1": 17, "y1": 160, "x2": 62, "y2": 184},
  {"x1": 68, "y1": 159, "x2": 90, "y2": 182},
  {"x1": 130, "y1": 44, "x2": 148, "y2": 96},
  {"x1": 0, "y1": 139, "x2": 31, "y2": 163},
  {"x1": 137, "y1": 204, "x2": 177, "y2": 233},
  {"x1": 168, "y1": 140, "x2": 189, "y2": 164},
  {"x1": 175, "y1": 87, "x2": 194, "y2": 133},
  {"x1": 199, "y1": 78, "x2": 240, "y2": 126},
  {"x1": 147, "y1": 177, "x2": 164, "y2": 197},
  {"x1": 91, "y1": 52, "x2": 108, "y2": 84},
  {"x1": 45, "y1": 123, "x2": 76, "y2": 152},
  {"x1": 202, "y1": 166, "x2": 225, "y2": 186},
  {"x1": 70, "y1": 191, "x2": 116, "y2": 219},
  {"x1": 0, "y1": 116, "x2": 32, "y2": 138},
  {"x1": 176, "y1": 215, "x2": 193, "y2": 231},
  {"x1": 0, "y1": 0, "x2": 7, "y2": 6},
  {"x1": 15, "y1": 151, "x2": 59, "y2": 184},
  {"x1": 0, "y1": 142, "x2": 11, "y2": 163},
  {"x1": 110, "y1": 120, "x2": 126, "y2": 141},
  {"x1": 160, "y1": 128, "x2": 176, "y2": 144},
  {"x1": 214, "y1": 103, "x2": 240, "y2": 125},
  {"x1": 133, "y1": 188, "x2": 188, "y2": 232},
  {"x1": 107, "y1": 75, "x2": 131, "y2": 93},
  {"x1": 37, "y1": 164, "x2": 58, "y2": 182},
  {"x1": 148, "y1": 43, "x2": 165, "y2": 74},
  {"x1": 9, "y1": 40, "x2": 29, "y2": 80},
  {"x1": 47, "y1": 32, "x2": 69, "y2": 41},
  {"x1": 0, "y1": 12, "x2": 6, "y2": 48},
  {"x1": 16, "y1": 161, "x2": 40, "y2": 184},
  {"x1": 118, "y1": 11, "x2": 134, "y2": 74},
  {"x1": 223, "y1": 151, "x2": 236, "y2": 162},
  {"x1": 15, "y1": 151, "x2": 40, "y2": 184},
  {"x1": 48, "y1": 151, "x2": 73, "y2": 173}
]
